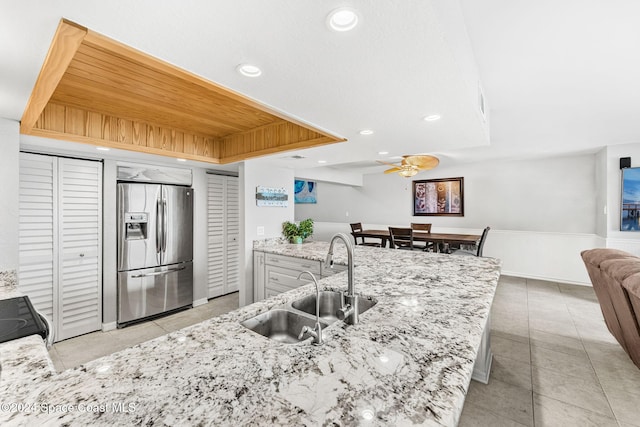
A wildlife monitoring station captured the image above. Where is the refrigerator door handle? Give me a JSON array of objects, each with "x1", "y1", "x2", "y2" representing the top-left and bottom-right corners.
[
  {"x1": 131, "y1": 266, "x2": 186, "y2": 278},
  {"x1": 162, "y1": 199, "x2": 168, "y2": 253},
  {"x1": 156, "y1": 198, "x2": 162, "y2": 260}
]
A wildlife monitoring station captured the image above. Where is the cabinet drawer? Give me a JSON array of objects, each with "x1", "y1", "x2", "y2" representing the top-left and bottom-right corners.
[
  {"x1": 265, "y1": 253, "x2": 321, "y2": 274},
  {"x1": 265, "y1": 265, "x2": 313, "y2": 291}
]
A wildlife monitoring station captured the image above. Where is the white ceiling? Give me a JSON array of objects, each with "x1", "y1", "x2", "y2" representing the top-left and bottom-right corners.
[{"x1": 2, "y1": 1, "x2": 639, "y2": 176}]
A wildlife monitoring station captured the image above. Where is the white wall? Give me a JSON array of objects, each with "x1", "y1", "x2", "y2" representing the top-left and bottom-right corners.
[
  {"x1": 297, "y1": 154, "x2": 598, "y2": 284},
  {"x1": 0, "y1": 118, "x2": 19, "y2": 272},
  {"x1": 240, "y1": 160, "x2": 294, "y2": 306}
]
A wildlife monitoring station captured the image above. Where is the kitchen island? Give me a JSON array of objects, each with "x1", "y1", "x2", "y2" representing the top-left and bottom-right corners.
[{"x1": 0, "y1": 242, "x2": 500, "y2": 426}]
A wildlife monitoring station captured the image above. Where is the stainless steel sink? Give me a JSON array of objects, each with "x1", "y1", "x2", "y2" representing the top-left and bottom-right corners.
[
  {"x1": 240, "y1": 309, "x2": 327, "y2": 344},
  {"x1": 291, "y1": 291, "x2": 377, "y2": 323}
]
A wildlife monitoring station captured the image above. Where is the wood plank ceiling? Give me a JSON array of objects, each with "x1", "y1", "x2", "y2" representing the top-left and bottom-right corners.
[{"x1": 20, "y1": 19, "x2": 345, "y2": 164}]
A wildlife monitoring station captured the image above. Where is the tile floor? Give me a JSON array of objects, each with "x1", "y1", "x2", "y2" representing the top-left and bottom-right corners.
[
  {"x1": 459, "y1": 276, "x2": 640, "y2": 427},
  {"x1": 48, "y1": 278, "x2": 640, "y2": 426},
  {"x1": 48, "y1": 292, "x2": 239, "y2": 371}
]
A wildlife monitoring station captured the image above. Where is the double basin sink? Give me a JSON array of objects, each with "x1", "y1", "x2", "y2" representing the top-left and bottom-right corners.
[{"x1": 241, "y1": 291, "x2": 377, "y2": 344}]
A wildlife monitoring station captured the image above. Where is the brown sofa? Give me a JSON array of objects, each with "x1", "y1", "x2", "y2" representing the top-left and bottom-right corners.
[{"x1": 581, "y1": 248, "x2": 640, "y2": 368}]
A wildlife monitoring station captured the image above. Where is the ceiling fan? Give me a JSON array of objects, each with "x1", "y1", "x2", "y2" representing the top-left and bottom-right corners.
[{"x1": 377, "y1": 155, "x2": 439, "y2": 177}]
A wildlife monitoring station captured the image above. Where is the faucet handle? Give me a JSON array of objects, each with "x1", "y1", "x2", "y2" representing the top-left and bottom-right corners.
[{"x1": 298, "y1": 325, "x2": 311, "y2": 340}]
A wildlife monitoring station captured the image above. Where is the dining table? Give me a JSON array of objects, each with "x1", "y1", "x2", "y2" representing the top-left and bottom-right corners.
[{"x1": 351, "y1": 229, "x2": 481, "y2": 252}]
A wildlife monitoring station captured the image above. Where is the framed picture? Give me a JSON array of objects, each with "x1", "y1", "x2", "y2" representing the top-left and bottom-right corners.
[
  {"x1": 413, "y1": 177, "x2": 464, "y2": 216},
  {"x1": 621, "y1": 167, "x2": 640, "y2": 231},
  {"x1": 294, "y1": 180, "x2": 317, "y2": 204},
  {"x1": 256, "y1": 186, "x2": 288, "y2": 207}
]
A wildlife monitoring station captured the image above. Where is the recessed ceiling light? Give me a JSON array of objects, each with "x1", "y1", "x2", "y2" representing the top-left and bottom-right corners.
[
  {"x1": 359, "y1": 129, "x2": 374, "y2": 135},
  {"x1": 176, "y1": 158, "x2": 187, "y2": 162},
  {"x1": 327, "y1": 7, "x2": 359, "y2": 32},
  {"x1": 96, "y1": 147, "x2": 110, "y2": 151},
  {"x1": 423, "y1": 114, "x2": 441, "y2": 122},
  {"x1": 318, "y1": 160, "x2": 327, "y2": 164},
  {"x1": 378, "y1": 151, "x2": 389, "y2": 155},
  {"x1": 236, "y1": 63, "x2": 262, "y2": 77}
]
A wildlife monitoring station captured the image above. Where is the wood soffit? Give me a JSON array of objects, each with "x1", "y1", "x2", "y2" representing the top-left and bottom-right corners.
[{"x1": 20, "y1": 19, "x2": 346, "y2": 164}]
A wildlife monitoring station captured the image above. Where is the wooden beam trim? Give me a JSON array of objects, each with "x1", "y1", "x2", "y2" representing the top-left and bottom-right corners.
[
  {"x1": 25, "y1": 127, "x2": 222, "y2": 164},
  {"x1": 20, "y1": 19, "x2": 87, "y2": 133},
  {"x1": 218, "y1": 136, "x2": 342, "y2": 164}
]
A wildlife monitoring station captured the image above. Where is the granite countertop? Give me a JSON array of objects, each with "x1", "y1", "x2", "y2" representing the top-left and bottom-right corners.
[{"x1": 0, "y1": 245, "x2": 501, "y2": 426}]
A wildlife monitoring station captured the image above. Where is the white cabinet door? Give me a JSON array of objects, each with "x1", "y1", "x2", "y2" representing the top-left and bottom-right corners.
[
  {"x1": 57, "y1": 158, "x2": 102, "y2": 341},
  {"x1": 18, "y1": 153, "x2": 102, "y2": 342},
  {"x1": 18, "y1": 153, "x2": 57, "y2": 320},
  {"x1": 207, "y1": 174, "x2": 240, "y2": 298}
]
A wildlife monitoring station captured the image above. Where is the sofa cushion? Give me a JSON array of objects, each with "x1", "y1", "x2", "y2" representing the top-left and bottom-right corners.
[
  {"x1": 581, "y1": 248, "x2": 635, "y2": 268},
  {"x1": 622, "y1": 273, "x2": 640, "y2": 333},
  {"x1": 601, "y1": 258, "x2": 640, "y2": 283}
]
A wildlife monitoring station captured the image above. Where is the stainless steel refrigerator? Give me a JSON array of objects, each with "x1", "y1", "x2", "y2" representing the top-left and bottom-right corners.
[{"x1": 117, "y1": 183, "x2": 193, "y2": 326}]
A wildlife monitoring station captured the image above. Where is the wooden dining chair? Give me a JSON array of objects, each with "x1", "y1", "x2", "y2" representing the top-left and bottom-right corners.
[
  {"x1": 411, "y1": 223, "x2": 434, "y2": 251},
  {"x1": 349, "y1": 222, "x2": 382, "y2": 247},
  {"x1": 451, "y1": 227, "x2": 491, "y2": 257},
  {"x1": 388, "y1": 227, "x2": 414, "y2": 250}
]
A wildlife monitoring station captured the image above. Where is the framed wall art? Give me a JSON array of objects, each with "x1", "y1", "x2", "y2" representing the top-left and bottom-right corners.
[
  {"x1": 256, "y1": 186, "x2": 288, "y2": 207},
  {"x1": 294, "y1": 180, "x2": 317, "y2": 204},
  {"x1": 413, "y1": 177, "x2": 464, "y2": 216},
  {"x1": 621, "y1": 167, "x2": 640, "y2": 231}
]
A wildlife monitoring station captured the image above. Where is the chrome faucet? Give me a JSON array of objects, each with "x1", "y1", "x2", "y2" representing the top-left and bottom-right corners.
[
  {"x1": 326, "y1": 233, "x2": 358, "y2": 325},
  {"x1": 297, "y1": 271, "x2": 323, "y2": 345}
]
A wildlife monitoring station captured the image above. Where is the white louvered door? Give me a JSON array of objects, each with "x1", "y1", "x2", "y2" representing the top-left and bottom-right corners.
[
  {"x1": 225, "y1": 177, "x2": 239, "y2": 293},
  {"x1": 207, "y1": 174, "x2": 239, "y2": 298},
  {"x1": 18, "y1": 153, "x2": 102, "y2": 342},
  {"x1": 58, "y1": 158, "x2": 102, "y2": 340},
  {"x1": 18, "y1": 154, "x2": 57, "y2": 321}
]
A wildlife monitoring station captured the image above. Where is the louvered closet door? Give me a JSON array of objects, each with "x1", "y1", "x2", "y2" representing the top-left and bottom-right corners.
[
  {"x1": 225, "y1": 177, "x2": 239, "y2": 293},
  {"x1": 58, "y1": 158, "x2": 102, "y2": 341},
  {"x1": 207, "y1": 175, "x2": 225, "y2": 297},
  {"x1": 18, "y1": 153, "x2": 57, "y2": 320}
]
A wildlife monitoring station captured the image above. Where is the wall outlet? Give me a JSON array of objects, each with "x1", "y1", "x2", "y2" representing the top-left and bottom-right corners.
[
  {"x1": 257, "y1": 226, "x2": 265, "y2": 236},
  {"x1": 345, "y1": 211, "x2": 349, "y2": 217}
]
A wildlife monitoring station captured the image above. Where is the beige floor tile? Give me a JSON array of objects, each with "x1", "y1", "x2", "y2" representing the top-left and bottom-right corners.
[
  {"x1": 532, "y1": 366, "x2": 613, "y2": 418},
  {"x1": 54, "y1": 330, "x2": 120, "y2": 368},
  {"x1": 583, "y1": 340, "x2": 634, "y2": 366},
  {"x1": 490, "y1": 355, "x2": 532, "y2": 390},
  {"x1": 459, "y1": 402, "x2": 528, "y2": 427},
  {"x1": 529, "y1": 329, "x2": 585, "y2": 357},
  {"x1": 528, "y1": 318, "x2": 580, "y2": 339},
  {"x1": 154, "y1": 308, "x2": 204, "y2": 333},
  {"x1": 533, "y1": 393, "x2": 617, "y2": 427},
  {"x1": 492, "y1": 335, "x2": 531, "y2": 364},
  {"x1": 590, "y1": 356, "x2": 640, "y2": 396},
  {"x1": 466, "y1": 378, "x2": 533, "y2": 426},
  {"x1": 498, "y1": 276, "x2": 528, "y2": 287},
  {"x1": 527, "y1": 306, "x2": 573, "y2": 324},
  {"x1": 600, "y1": 383, "x2": 640, "y2": 426},
  {"x1": 526, "y1": 279, "x2": 561, "y2": 293},
  {"x1": 530, "y1": 346, "x2": 596, "y2": 381}
]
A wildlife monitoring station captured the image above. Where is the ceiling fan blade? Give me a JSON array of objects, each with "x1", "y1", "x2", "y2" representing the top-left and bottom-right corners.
[
  {"x1": 403, "y1": 155, "x2": 439, "y2": 170},
  {"x1": 376, "y1": 160, "x2": 401, "y2": 167},
  {"x1": 384, "y1": 167, "x2": 402, "y2": 174}
]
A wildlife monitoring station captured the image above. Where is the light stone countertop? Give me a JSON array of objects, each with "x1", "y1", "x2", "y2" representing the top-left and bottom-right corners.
[{"x1": 0, "y1": 245, "x2": 501, "y2": 426}]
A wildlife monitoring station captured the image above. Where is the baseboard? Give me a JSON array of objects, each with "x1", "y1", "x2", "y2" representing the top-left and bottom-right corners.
[
  {"x1": 102, "y1": 321, "x2": 117, "y2": 332},
  {"x1": 192, "y1": 297, "x2": 208, "y2": 307},
  {"x1": 501, "y1": 270, "x2": 591, "y2": 286}
]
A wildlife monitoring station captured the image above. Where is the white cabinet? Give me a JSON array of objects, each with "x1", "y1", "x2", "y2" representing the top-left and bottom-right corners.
[
  {"x1": 19, "y1": 153, "x2": 102, "y2": 341},
  {"x1": 253, "y1": 251, "x2": 348, "y2": 301},
  {"x1": 207, "y1": 174, "x2": 239, "y2": 298}
]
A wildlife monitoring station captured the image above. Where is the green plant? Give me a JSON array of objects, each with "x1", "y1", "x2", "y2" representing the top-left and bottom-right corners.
[{"x1": 281, "y1": 218, "x2": 314, "y2": 242}]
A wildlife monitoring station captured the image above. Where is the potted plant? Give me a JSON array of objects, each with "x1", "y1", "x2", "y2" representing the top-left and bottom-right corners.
[{"x1": 282, "y1": 218, "x2": 314, "y2": 244}]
